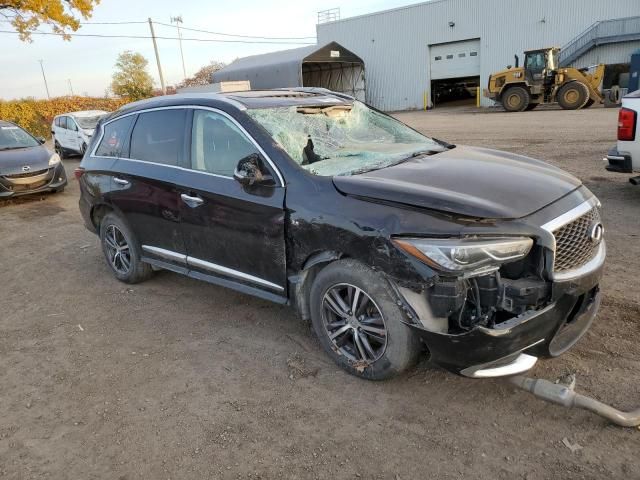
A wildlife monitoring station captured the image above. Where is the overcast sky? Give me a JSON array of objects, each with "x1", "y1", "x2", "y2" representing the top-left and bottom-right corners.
[{"x1": 0, "y1": 0, "x2": 423, "y2": 100}]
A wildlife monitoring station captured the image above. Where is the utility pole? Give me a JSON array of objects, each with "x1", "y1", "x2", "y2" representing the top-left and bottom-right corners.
[
  {"x1": 38, "y1": 59, "x2": 50, "y2": 100},
  {"x1": 148, "y1": 18, "x2": 166, "y2": 95},
  {"x1": 68, "y1": 78, "x2": 74, "y2": 96},
  {"x1": 171, "y1": 15, "x2": 187, "y2": 81}
]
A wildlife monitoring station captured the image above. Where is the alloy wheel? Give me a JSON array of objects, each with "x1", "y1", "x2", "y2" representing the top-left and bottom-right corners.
[
  {"x1": 321, "y1": 283, "x2": 388, "y2": 363},
  {"x1": 104, "y1": 224, "x2": 132, "y2": 275}
]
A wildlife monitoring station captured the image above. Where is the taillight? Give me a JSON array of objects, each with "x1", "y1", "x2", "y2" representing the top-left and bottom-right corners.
[
  {"x1": 74, "y1": 167, "x2": 85, "y2": 180},
  {"x1": 618, "y1": 107, "x2": 637, "y2": 141}
]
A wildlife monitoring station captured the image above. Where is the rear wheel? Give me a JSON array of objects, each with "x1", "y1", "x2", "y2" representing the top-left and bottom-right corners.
[
  {"x1": 309, "y1": 259, "x2": 422, "y2": 380},
  {"x1": 99, "y1": 213, "x2": 153, "y2": 284},
  {"x1": 81, "y1": 142, "x2": 88, "y2": 156},
  {"x1": 501, "y1": 86, "x2": 530, "y2": 112},
  {"x1": 557, "y1": 82, "x2": 589, "y2": 110}
]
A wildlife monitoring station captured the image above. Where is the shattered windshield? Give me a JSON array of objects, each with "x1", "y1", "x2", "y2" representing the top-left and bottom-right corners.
[
  {"x1": 75, "y1": 115, "x2": 106, "y2": 130},
  {"x1": 247, "y1": 101, "x2": 445, "y2": 176},
  {"x1": 0, "y1": 124, "x2": 39, "y2": 151}
]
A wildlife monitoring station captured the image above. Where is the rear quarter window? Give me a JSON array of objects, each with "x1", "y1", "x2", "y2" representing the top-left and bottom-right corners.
[{"x1": 95, "y1": 116, "x2": 135, "y2": 158}]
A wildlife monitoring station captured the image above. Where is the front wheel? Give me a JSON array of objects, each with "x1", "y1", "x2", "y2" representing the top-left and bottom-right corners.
[
  {"x1": 557, "y1": 82, "x2": 589, "y2": 110},
  {"x1": 99, "y1": 213, "x2": 153, "y2": 284},
  {"x1": 309, "y1": 259, "x2": 422, "y2": 380},
  {"x1": 54, "y1": 142, "x2": 65, "y2": 159},
  {"x1": 501, "y1": 86, "x2": 530, "y2": 112}
]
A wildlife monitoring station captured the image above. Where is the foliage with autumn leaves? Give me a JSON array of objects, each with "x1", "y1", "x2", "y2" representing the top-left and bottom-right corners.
[{"x1": 0, "y1": 96, "x2": 128, "y2": 138}]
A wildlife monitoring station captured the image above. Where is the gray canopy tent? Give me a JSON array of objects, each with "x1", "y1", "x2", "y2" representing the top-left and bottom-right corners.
[{"x1": 213, "y1": 42, "x2": 366, "y2": 101}]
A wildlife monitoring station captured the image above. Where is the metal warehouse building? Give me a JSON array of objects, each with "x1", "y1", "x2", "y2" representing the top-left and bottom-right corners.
[{"x1": 316, "y1": 0, "x2": 640, "y2": 110}]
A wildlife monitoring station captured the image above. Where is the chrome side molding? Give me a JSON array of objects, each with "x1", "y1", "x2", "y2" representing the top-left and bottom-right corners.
[{"x1": 141, "y1": 245, "x2": 283, "y2": 291}]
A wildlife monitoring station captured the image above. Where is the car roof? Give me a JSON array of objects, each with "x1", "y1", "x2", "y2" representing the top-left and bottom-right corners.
[
  {"x1": 56, "y1": 110, "x2": 108, "y2": 118},
  {"x1": 0, "y1": 120, "x2": 17, "y2": 128},
  {"x1": 112, "y1": 88, "x2": 353, "y2": 117}
]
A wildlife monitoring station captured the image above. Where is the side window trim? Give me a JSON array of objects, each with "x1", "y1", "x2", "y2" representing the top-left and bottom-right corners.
[
  {"x1": 122, "y1": 113, "x2": 137, "y2": 159},
  {"x1": 182, "y1": 109, "x2": 194, "y2": 170},
  {"x1": 89, "y1": 105, "x2": 284, "y2": 187}
]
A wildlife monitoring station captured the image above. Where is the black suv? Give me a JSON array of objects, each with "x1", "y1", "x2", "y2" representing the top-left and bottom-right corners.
[{"x1": 78, "y1": 89, "x2": 605, "y2": 380}]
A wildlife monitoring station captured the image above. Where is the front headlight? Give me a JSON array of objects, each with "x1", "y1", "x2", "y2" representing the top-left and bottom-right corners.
[
  {"x1": 49, "y1": 153, "x2": 61, "y2": 166},
  {"x1": 392, "y1": 237, "x2": 533, "y2": 275}
]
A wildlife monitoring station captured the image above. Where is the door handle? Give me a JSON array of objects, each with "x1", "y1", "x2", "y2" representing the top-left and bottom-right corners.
[
  {"x1": 113, "y1": 177, "x2": 130, "y2": 186},
  {"x1": 181, "y1": 193, "x2": 204, "y2": 208}
]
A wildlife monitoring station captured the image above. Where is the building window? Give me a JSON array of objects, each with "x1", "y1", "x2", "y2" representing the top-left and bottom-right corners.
[
  {"x1": 446, "y1": 54, "x2": 453, "y2": 59},
  {"x1": 470, "y1": 51, "x2": 478, "y2": 56},
  {"x1": 434, "y1": 56, "x2": 442, "y2": 61},
  {"x1": 458, "y1": 53, "x2": 466, "y2": 58}
]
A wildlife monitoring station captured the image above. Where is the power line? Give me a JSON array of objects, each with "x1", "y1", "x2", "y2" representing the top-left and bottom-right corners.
[
  {"x1": 0, "y1": 29, "x2": 315, "y2": 44},
  {"x1": 0, "y1": 18, "x2": 317, "y2": 41},
  {"x1": 153, "y1": 21, "x2": 316, "y2": 40}
]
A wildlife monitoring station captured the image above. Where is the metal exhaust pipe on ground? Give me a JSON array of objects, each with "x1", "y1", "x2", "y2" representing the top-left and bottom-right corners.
[{"x1": 508, "y1": 375, "x2": 640, "y2": 428}]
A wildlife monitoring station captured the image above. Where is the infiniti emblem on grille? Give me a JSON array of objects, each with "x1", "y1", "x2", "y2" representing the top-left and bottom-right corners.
[
  {"x1": 22, "y1": 165, "x2": 30, "y2": 172},
  {"x1": 588, "y1": 222, "x2": 604, "y2": 244}
]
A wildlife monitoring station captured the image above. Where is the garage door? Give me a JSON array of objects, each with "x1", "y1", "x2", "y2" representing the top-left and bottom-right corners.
[{"x1": 430, "y1": 39, "x2": 481, "y2": 80}]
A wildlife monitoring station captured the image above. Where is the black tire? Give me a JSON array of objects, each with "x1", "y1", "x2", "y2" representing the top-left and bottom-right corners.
[
  {"x1": 309, "y1": 259, "x2": 422, "y2": 380},
  {"x1": 501, "y1": 86, "x2": 530, "y2": 112},
  {"x1": 99, "y1": 213, "x2": 153, "y2": 284},
  {"x1": 525, "y1": 103, "x2": 539, "y2": 111},
  {"x1": 557, "y1": 82, "x2": 589, "y2": 110},
  {"x1": 583, "y1": 98, "x2": 595, "y2": 108},
  {"x1": 54, "y1": 141, "x2": 65, "y2": 159},
  {"x1": 81, "y1": 143, "x2": 88, "y2": 156}
]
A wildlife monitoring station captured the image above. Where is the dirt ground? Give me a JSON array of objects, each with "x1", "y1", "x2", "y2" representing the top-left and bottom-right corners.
[{"x1": 1, "y1": 106, "x2": 639, "y2": 480}]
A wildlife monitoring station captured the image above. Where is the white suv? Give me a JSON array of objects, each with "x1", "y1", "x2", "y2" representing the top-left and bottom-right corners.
[
  {"x1": 52, "y1": 110, "x2": 108, "y2": 158},
  {"x1": 605, "y1": 90, "x2": 640, "y2": 185}
]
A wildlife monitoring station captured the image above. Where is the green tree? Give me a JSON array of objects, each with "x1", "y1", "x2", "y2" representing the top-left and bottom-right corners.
[
  {"x1": 0, "y1": 0, "x2": 100, "y2": 42},
  {"x1": 178, "y1": 61, "x2": 226, "y2": 88},
  {"x1": 110, "y1": 51, "x2": 154, "y2": 101}
]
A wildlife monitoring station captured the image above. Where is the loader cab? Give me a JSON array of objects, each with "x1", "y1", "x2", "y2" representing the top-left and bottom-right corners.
[{"x1": 524, "y1": 48, "x2": 559, "y2": 85}]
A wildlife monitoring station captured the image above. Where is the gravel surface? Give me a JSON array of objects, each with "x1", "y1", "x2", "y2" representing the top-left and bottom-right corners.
[{"x1": 1, "y1": 106, "x2": 638, "y2": 479}]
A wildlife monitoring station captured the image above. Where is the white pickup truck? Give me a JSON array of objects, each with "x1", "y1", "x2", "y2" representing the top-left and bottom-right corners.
[{"x1": 606, "y1": 90, "x2": 640, "y2": 185}]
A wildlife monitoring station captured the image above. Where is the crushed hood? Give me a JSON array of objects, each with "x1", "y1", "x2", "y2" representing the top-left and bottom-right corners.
[
  {"x1": 0, "y1": 146, "x2": 51, "y2": 176},
  {"x1": 332, "y1": 146, "x2": 581, "y2": 219}
]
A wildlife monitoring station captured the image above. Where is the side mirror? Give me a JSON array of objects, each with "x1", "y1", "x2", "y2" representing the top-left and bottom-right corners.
[
  {"x1": 233, "y1": 153, "x2": 275, "y2": 187},
  {"x1": 37, "y1": 137, "x2": 46, "y2": 144}
]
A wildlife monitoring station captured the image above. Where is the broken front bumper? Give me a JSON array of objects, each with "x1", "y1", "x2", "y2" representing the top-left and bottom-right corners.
[
  {"x1": 0, "y1": 162, "x2": 67, "y2": 198},
  {"x1": 409, "y1": 254, "x2": 604, "y2": 378}
]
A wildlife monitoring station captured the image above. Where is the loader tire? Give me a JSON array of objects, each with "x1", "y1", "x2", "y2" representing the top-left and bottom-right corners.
[
  {"x1": 501, "y1": 86, "x2": 530, "y2": 112},
  {"x1": 583, "y1": 98, "x2": 595, "y2": 108},
  {"x1": 525, "y1": 103, "x2": 539, "y2": 111},
  {"x1": 557, "y1": 82, "x2": 589, "y2": 110}
]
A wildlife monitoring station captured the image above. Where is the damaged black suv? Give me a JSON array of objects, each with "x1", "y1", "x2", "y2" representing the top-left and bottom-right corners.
[{"x1": 78, "y1": 89, "x2": 605, "y2": 380}]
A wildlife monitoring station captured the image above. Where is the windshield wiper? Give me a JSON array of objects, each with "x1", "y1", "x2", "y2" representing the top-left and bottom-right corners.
[{"x1": 346, "y1": 149, "x2": 444, "y2": 176}]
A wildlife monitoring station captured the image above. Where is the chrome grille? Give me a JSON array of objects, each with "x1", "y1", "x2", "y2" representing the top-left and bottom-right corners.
[{"x1": 553, "y1": 207, "x2": 601, "y2": 272}]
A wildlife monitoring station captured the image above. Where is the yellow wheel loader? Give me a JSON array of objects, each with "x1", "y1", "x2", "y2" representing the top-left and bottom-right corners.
[{"x1": 485, "y1": 47, "x2": 605, "y2": 112}]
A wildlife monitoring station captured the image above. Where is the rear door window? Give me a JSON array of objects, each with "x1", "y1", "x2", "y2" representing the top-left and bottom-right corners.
[
  {"x1": 130, "y1": 109, "x2": 186, "y2": 166},
  {"x1": 94, "y1": 116, "x2": 135, "y2": 158},
  {"x1": 190, "y1": 110, "x2": 259, "y2": 176},
  {"x1": 59, "y1": 117, "x2": 68, "y2": 129}
]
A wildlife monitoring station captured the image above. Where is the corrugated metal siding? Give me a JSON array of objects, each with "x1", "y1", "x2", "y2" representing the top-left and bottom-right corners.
[
  {"x1": 317, "y1": 0, "x2": 640, "y2": 110},
  {"x1": 571, "y1": 41, "x2": 640, "y2": 68}
]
